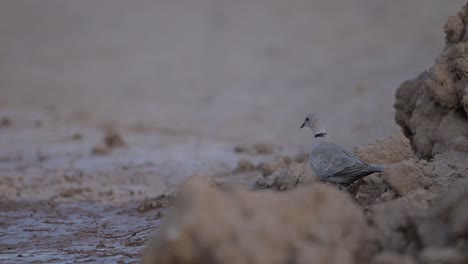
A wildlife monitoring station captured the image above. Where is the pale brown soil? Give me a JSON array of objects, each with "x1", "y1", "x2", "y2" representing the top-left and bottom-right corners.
[
  {"x1": 0, "y1": 1, "x2": 467, "y2": 263},
  {"x1": 0, "y1": 108, "x2": 278, "y2": 263}
]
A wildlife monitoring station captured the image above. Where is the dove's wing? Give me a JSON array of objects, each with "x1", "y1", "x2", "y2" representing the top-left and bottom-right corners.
[{"x1": 310, "y1": 143, "x2": 368, "y2": 178}]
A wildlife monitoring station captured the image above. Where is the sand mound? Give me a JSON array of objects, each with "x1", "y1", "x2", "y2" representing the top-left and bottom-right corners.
[
  {"x1": 143, "y1": 176, "x2": 375, "y2": 264},
  {"x1": 395, "y1": 4, "x2": 468, "y2": 159}
]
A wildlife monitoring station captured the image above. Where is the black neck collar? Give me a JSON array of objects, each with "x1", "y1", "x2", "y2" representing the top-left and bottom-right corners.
[{"x1": 314, "y1": 132, "x2": 327, "y2": 138}]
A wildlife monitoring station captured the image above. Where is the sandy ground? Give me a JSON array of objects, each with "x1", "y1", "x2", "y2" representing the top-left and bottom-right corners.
[
  {"x1": 0, "y1": 107, "x2": 281, "y2": 263},
  {"x1": 0, "y1": 1, "x2": 466, "y2": 263},
  {"x1": 1, "y1": 1, "x2": 466, "y2": 148}
]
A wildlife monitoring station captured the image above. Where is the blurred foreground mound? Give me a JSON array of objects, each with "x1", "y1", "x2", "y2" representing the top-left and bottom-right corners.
[
  {"x1": 143, "y1": 175, "x2": 468, "y2": 264},
  {"x1": 143, "y1": 177, "x2": 375, "y2": 264}
]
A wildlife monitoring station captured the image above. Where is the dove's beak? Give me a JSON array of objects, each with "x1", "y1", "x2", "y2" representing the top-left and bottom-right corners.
[{"x1": 300, "y1": 122, "x2": 306, "y2": 129}]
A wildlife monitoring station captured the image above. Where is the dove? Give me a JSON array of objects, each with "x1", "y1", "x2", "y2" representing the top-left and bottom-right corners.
[{"x1": 300, "y1": 114, "x2": 384, "y2": 185}]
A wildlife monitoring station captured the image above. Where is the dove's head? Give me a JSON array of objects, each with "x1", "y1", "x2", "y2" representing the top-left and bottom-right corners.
[
  {"x1": 300, "y1": 113, "x2": 326, "y2": 135},
  {"x1": 300, "y1": 113, "x2": 319, "y2": 129}
]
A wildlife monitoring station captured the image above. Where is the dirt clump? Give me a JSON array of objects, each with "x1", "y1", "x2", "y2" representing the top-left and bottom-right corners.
[
  {"x1": 103, "y1": 128, "x2": 126, "y2": 148},
  {"x1": 256, "y1": 156, "x2": 316, "y2": 191},
  {"x1": 370, "y1": 179, "x2": 468, "y2": 264},
  {"x1": 92, "y1": 128, "x2": 126, "y2": 155},
  {"x1": 260, "y1": 156, "x2": 294, "y2": 176},
  {"x1": 143, "y1": 176, "x2": 375, "y2": 264},
  {"x1": 234, "y1": 159, "x2": 257, "y2": 173},
  {"x1": 352, "y1": 175, "x2": 388, "y2": 207},
  {"x1": 354, "y1": 133, "x2": 414, "y2": 165},
  {"x1": 394, "y1": 4, "x2": 468, "y2": 160},
  {"x1": 382, "y1": 160, "x2": 436, "y2": 196},
  {"x1": 370, "y1": 194, "x2": 428, "y2": 254},
  {"x1": 346, "y1": 132, "x2": 419, "y2": 206},
  {"x1": 137, "y1": 193, "x2": 175, "y2": 213},
  {"x1": 418, "y1": 179, "x2": 468, "y2": 249},
  {"x1": 366, "y1": 137, "x2": 468, "y2": 256},
  {"x1": 92, "y1": 144, "x2": 111, "y2": 155}
]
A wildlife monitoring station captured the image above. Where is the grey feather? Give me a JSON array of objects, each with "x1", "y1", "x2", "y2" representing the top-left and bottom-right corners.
[{"x1": 309, "y1": 136, "x2": 383, "y2": 185}]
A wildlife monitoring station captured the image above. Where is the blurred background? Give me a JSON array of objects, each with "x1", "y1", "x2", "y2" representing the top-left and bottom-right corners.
[{"x1": 0, "y1": 0, "x2": 465, "y2": 148}]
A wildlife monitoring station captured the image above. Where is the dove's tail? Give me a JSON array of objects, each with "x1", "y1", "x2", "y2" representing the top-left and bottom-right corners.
[{"x1": 367, "y1": 164, "x2": 384, "y2": 173}]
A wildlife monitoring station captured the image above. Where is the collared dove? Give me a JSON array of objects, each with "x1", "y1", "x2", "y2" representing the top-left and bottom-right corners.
[{"x1": 300, "y1": 114, "x2": 383, "y2": 185}]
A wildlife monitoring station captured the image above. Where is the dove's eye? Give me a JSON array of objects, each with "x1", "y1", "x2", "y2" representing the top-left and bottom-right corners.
[{"x1": 306, "y1": 118, "x2": 309, "y2": 122}]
